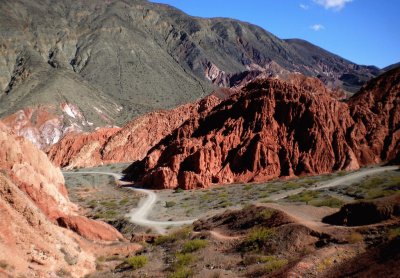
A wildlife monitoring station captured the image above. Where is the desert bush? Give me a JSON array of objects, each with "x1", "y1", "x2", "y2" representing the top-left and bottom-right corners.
[
  {"x1": 166, "y1": 201, "x2": 177, "y2": 208},
  {"x1": 173, "y1": 253, "x2": 194, "y2": 269},
  {"x1": 168, "y1": 267, "x2": 193, "y2": 278},
  {"x1": 347, "y1": 232, "x2": 363, "y2": 243},
  {"x1": 312, "y1": 196, "x2": 344, "y2": 208},
  {"x1": 263, "y1": 256, "x2": 288, "y2": 274},
  {"x1": 174, "y1": 188, "x2": 184, "y2": 193},
  {"x1": 181, "y1": 239, "x2": 208, "y2": 253},
  {"x1": 154, "y1": 226, "x2": 192, "y2": 245},
  {"x1": 125, "y1": 255, "x2": 148, "y2": 270},
  {"x1": 388, "y1": 227, "x2": 400, "y2": 240},
  {"x1": 287, "y1": 190, "x2": 319, "y2": 204},
  {"x1": 243, "y1": 227, "x2": 275, "y2": 251}
]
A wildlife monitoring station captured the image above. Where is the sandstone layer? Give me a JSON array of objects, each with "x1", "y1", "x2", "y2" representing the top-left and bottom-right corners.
[
  {"x1": 124, "y1": 68, "x2": 400, "y2": 189},
  {"x1": 0, "y1": 122, "x2": 123, "y2": 239},
  {"x1": 48, "y1": 95, "x2": 222, "y2": 169}
]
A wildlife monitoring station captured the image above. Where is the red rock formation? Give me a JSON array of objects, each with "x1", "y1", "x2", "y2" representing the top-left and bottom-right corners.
[
  {"x1": 347, "y1": 67, "x2": 400, "y2": 164},
  {"x1": 124, "y1": 68, "x2": 400, "y2": 189},
  {"x1": 48, "y1": 95, "x2": 222, "y2": 169},
  {"x1": 0, "y1": 122, "x2": 123, "y2": 241},
  {"x1": 124, "y1": 77, "x2": 360, "y2": 189}
]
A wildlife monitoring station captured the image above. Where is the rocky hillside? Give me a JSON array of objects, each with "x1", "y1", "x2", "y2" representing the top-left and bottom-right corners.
[
  {"x1": 123, "y1": 67, "x2": 400, "y2": 189},
  {"x1": 47, "y1": 94, "x2": 223, "y2": 169},
  {"x1": 0, "y1": 0, "x2": 379, "y2": 148},
  {"x1": 0, "y1": 122, "x2": 137, "y2": 277}
]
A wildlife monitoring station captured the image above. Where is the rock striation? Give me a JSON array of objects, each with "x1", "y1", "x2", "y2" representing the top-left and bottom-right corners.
[
  {"x1": 48, "y1": 95, "x2": 222, "y2": 169},
  {"x1": 0, "y1": 122, "x2": 123, "y2": 241},
  {"x1": 124, "y1": 68, "x2": 400, "y2": 189}
]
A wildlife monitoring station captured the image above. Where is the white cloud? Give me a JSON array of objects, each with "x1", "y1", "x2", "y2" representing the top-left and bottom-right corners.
[
  {"x1": 300, "y1": 4, "x2": 309, "y2": 10},
  {"x1": 314, "y1": 0, "x2": 352, "y2": 10},
  {"x1": 310, "y1": 24, "x2": 325, "y2": 31}
]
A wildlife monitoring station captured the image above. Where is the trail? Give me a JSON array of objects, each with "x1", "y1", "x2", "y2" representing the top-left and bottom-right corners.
[
  {"x1": 269, "y1": 166, "x2": 399, "y2": 201},
  {"x1": 62, "y1": 171, "x2": 196, "y2": 234},
  {"x1": 64, "y1": 165, "x2": 398, "y2": 234}
]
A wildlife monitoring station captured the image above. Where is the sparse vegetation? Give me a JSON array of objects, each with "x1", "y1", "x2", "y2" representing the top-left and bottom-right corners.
[
  {"x1": 388, "y1": 227, "x2": 400, "y2": 240},
  {"x1": 60, "y1": 248, "x2": 77, "y2": 266},
  {"x1": 166, "y1": 201, "x2": 177, "y2": 208},
  {"x1": 243, "y1": 227, "x2": 275, "y2": 251},
  {"x1": 168, "y1": 267, "x2": 193, "y2": 278},
  {"x1": 347, "y1": 232, "x2": 363, "y2": 243},
  {"x1": 172, "y1": 253, "x2": 194, "y2": 270},
  {"x1": 263, "y1": 256, "x2": 288, "y2": 274},
  {"x1": 312, "y1": 196, "x2": 345, "y2": 208},
  {"x1": 181, "y1": 239, "x2": 208, "y2": 253},
  {"x1": 286, "y1": 190, "x2": 319, "y2": 204},
  {"x1": 154, "y1": 227, "x2": 192, "y2": 245},
  {"x1": 125, "y1": 255, "x2": 148, "y2": 270}
]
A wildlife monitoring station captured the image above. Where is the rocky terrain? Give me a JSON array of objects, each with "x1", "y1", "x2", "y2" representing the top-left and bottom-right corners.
[
  {"x1": 0, "y1": 0, "x2": 380, "y2": 149},
  {"x1": 124, "y1": 67, "x2": 400, "y2": 189},
  {"x1": 0, "y1": 122, "x2": 141, "y2": 277},
  {"x1": 48, "y1": 93, "x2": 223, "y2": 169}
]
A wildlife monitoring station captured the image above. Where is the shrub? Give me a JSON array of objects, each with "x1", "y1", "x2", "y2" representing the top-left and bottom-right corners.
[
  {"x1": 243, "y1": 227, "x2": 275, "y2": 251},
  {"x1": 347, "y1": 232, "x2": 363, "y2": 243},
  {"x1": 312, "y1": 197, "x2": 344, "y2": 208},
  {"x1": 181, "y1": 239, "x2": 208, "y2": 253},
  {"x1": 243, "y1": 184, "x2": 252, "y2": 191},
  {"x1": 263, "y1": 256, "x2": 288, "y2": 274},
  {"x1": 168, "y1": 267, "x2": 193, "y2": 278},
  {"x1": 174, "y1": 188, "x2": 184, "y2": 193},
  {"x1": 388, "y1": 227, "x2": 400, "y2": 240},
  {"x1": 173, "y1": 253, "x2": 194, "y2": 269},
  {"x1": 154, "y1": 226, "x2": 192, "y2": 245},
  {"x1": 125, "y1": 255, "x2": 148, "y2": 270},
  {"x1": 166, "y1": 201, "x2": 177, "y2": 208},
  {"x1": 287, "y1": 190, "x2": 319, "y2": 204}
]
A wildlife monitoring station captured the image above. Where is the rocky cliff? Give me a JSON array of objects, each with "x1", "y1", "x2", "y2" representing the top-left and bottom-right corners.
[
  {"x1": 123, "y1": 68, "x2": 400, "y2": 189},
  {"x1": 0, "y1": 121, "x2": 135, "y2": 276},
  {"x1": 48, "y1": 94, "x2": 223, "y2": 169},
  {"x1": 0, "y1": 122, "x2": 123, "y2": 240}
]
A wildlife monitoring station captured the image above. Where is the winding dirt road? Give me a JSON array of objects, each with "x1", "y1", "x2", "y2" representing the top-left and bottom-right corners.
[
  {"x1": 62, "y1": 171, "x2": 195, "y2": 234},
  {"x1": 269, "y1": 166, "x2": 399, "y2": 201},
  {"x1": 64, "y1": 165, "x2": 398, "y2": 234}
]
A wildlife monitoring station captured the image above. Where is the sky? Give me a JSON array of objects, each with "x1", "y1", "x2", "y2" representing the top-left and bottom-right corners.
[{"x1": 151, "y1": 0, "x2": 399, "y2": 68}]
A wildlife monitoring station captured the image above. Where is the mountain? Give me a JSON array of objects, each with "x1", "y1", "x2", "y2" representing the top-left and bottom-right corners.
[
  {"x1": 123, "y1": 67, "x2": 400, "y2": 189},
  {"x1": 383, "y1": 62, "x2": 400, "y2": 72},
  {"x1": 0, "y1": 0, "x2": 380, "y2": 148}
]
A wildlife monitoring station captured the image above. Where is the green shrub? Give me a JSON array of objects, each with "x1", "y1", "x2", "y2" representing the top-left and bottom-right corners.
[
  {"x1": 174, "y1": 188, "x2": 184, "y2": 193},
  {"x1": 258, "y1": 209, "x2": 275, "y2": 220},
  {"x1": 287, "y1": 190, "x2": 319, "y2": 204},
  {"x1": 166, "y1": 201, "x2": 177, "y2": 208},
  {"x1": 154, "y1": 227, "x2": 192, "y2": 245},
  {"x1": 263, "y1": 256, "x2": 288, "y2": 274},
  {"x1": 243, "y1": 184, "x2": 252, "y2": 191},
  {"x1": 125, "y1": 255, "x2": 148, "y2": 270},
  {"x1": 168, "y1": 267, "x2": 193, "y2": 278},
  {"x1": 173, "y1": 253, "x2": 194, "y2": 269},
  {"x1": 388, "y1": 227, "x2": 400, "y2": 240},
  {"x1": 181, "y1": 239, "x2": 208, "y2": 253},
  {"x1": 243, "y1": 227, "x2": 275, "y2": 251},
  {"x1": 311, "y1": 196, "x2": 344, "y2": 208}
]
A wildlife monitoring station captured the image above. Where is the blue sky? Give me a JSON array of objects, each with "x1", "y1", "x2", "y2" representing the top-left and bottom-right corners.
[{"x1": 151, "y1": 0, "x2": 399, "y2": 68}]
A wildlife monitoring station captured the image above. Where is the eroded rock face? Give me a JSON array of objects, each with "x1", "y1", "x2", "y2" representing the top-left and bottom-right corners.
[
  {"x1": 124, "y1": 77, "x2": 360, "y2": 189},
  {"x1": 48, "y1": 95, "x2": 222, "y2": 169},
  {"x1": 347, "y1": 67, "x2": 400, "y2": 165},
  {"x1": 124, "y1": 68, "x2": 400, "y2": 189},
  {"x1": 0, "y1": 122, "x2": 123, "y2": 241}
]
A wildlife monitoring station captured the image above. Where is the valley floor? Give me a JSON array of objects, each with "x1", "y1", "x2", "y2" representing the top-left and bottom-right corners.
[{"x1": 62, "y1": 164, "x2": 400, "y2": 277}]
